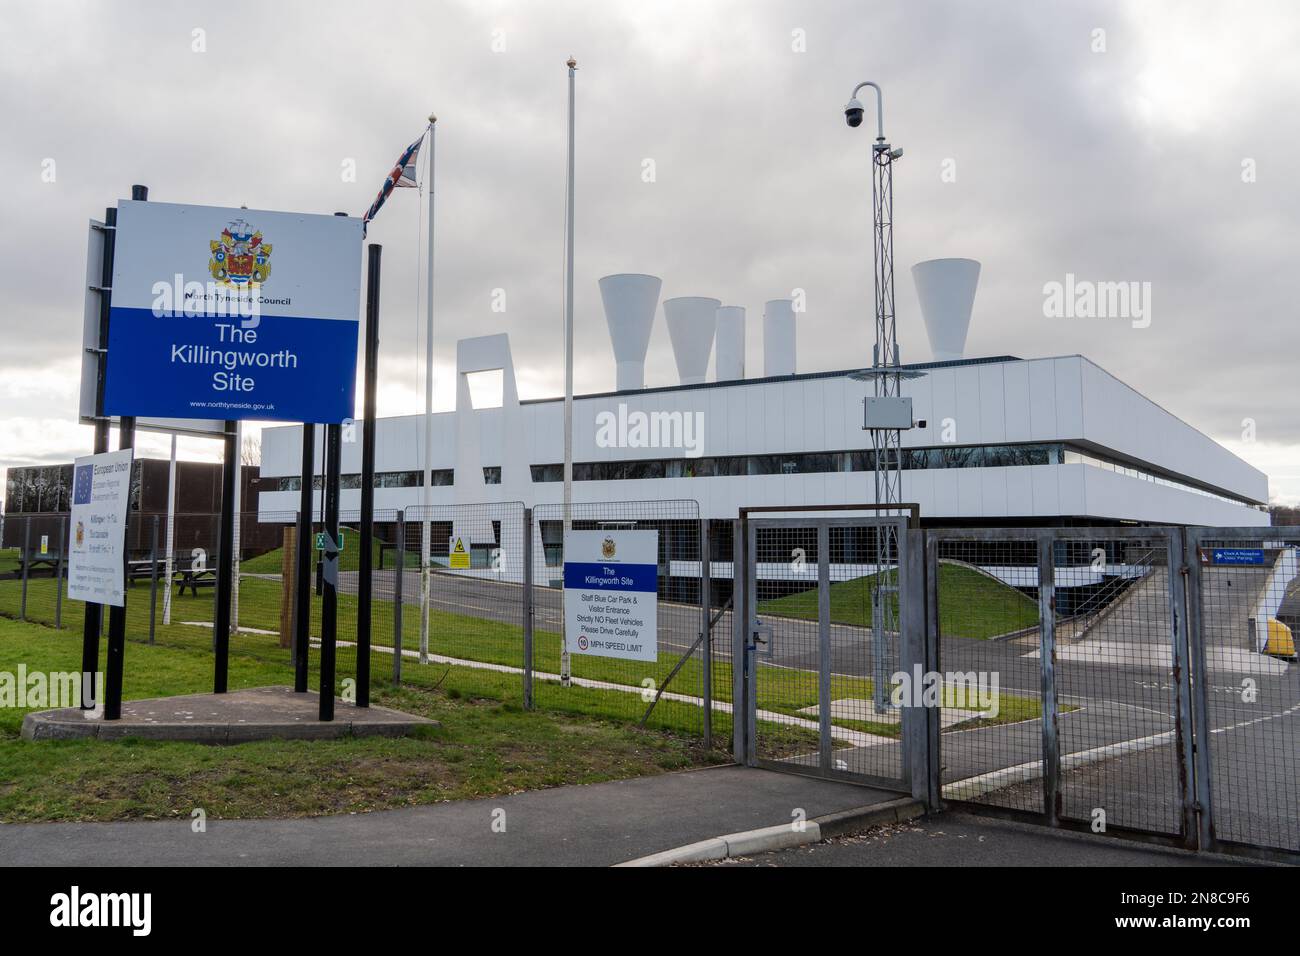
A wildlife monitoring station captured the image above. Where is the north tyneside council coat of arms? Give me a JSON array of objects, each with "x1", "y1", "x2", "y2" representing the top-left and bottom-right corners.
[
  {"x1": 602, "y1": 537, "x2": 617, "y2": 559},
  {"x1": 209, "y1": 219, "x2": 272, "y2": 288}
]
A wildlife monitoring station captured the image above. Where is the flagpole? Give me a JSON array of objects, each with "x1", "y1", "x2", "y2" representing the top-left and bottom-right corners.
[
  {"x1": 561, "y1": 58, "x2": 576, "y2": 688},
  {"x1": 420, "y1": 114, "x2": 436, "y2": 665}
]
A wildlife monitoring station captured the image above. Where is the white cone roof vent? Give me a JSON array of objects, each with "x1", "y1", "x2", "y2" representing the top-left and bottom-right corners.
[
  {"x1": 912, "y1": 258, "x2": 980, "y2": 362},
  {"x1": 599, "y1": 274, "x2": 662, "y2": 391},
  {"x1": 663, "y1": 296, "x2": 721, "y2": 385}
]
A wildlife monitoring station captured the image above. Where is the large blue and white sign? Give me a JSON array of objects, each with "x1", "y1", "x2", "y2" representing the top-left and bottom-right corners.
[
  {"x1": 103, "y1": 200, "x2": 364, "y2": 423},
  {"x1": 563, "y1": 530, "x2": 658, "y2": 662}
]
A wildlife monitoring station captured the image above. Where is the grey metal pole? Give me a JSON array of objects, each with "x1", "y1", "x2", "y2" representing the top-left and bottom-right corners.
[
  {"x1": 148, "y1": 515, "x2": 159, "y2": 644},
  {"x1": 731, "y1": 518, "x2": 746, "y2": 763},
  {"x1": 1037, "y1": 531, "x2": 1060, "y2": 826},
  {"x1": 20, "y1": 517, "x2": 30, "y2": 621},
  {"x1": 816, "y1": 524, "x2": 832, "y2": 771},
  {"x1": 700, "y1": 519, "x2": 711, "y2": 749},
  {"x1": 54, "y1": 516, "x2": 66, "y2": 629},
  {"x1": 560, "y1": 56, "x2": 577, "y2": 689},
  {"x1": 523, "y1": 507, "x2": 534, "y2": 710},
  {"x1": 1167, "y1": 528, "x2": 1198, "y2": 849},
  {"x1": 393, "y1": 510, "x2": 404, "y2": 686}
]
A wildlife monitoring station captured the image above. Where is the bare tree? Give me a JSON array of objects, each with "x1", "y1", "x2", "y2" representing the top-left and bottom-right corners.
[{"x1": 241, "y1": 433, "x2": 262, "y2": 467}]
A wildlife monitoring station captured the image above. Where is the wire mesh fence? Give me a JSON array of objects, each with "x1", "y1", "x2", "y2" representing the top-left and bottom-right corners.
[
  {"x1": 930, "y1": 533, "x2": 1044, "y2": 814},
  {"x1": 4, "y1": 506, "x2": 1296, "y2": 854},
  {"x1": 1190, "y1": 528, "x2": 1300, "y2": 856},
  {"x1": 531, "y1": 499, "x2": 717, "y2": 742}
]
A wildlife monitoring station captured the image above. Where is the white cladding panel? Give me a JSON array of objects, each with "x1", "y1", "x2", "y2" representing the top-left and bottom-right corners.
[{"x1": 257, "y1": 354, "x2": 1268, "y2": 525}]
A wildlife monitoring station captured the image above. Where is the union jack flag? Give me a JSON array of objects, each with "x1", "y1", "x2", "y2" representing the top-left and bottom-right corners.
[{"x1": 362, "y1": 133, "x2": 424, "y2": 234}]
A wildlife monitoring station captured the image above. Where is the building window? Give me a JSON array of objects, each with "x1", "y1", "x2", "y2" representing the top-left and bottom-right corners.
[{"x1": 483, "y1": 466, "x2": 501, "y2": 485}]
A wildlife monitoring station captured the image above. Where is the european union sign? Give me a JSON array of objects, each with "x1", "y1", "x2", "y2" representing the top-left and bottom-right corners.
[{"x1": 102, "y1": 200, "x2": 364, "y2": 424}]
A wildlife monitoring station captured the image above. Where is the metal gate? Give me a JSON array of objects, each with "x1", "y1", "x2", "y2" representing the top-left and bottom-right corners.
[{"x1": 733, "y1": 508, "x2": 933, "y2": 796}]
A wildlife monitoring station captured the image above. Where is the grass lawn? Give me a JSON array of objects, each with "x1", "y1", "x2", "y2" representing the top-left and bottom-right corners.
[
  {"x1": 758, "y1": 561, "x2": 1039, "y2": 640},
  {"x1": 240, "y1": 531, "x2": 422, "y2": 575},
  {"x1": 0, "y1": 615, "x2": 738, "y2": 823},
  {"x1": 1, "y1": 572, "x2": 1045, "y2": 743},
  {"x1": 0, "y1": 548, "x2": 20, "y2": 574}
]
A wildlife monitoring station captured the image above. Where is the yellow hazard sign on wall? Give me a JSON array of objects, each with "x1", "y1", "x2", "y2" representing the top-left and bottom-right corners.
[{"x1": 449, "y1": 536, "x2": 470, "y2": 570}]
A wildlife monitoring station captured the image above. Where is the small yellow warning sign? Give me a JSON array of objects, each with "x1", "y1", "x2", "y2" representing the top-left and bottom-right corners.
[{"x1": 449, "y1": 536, "x2": 470, "y2": 570}]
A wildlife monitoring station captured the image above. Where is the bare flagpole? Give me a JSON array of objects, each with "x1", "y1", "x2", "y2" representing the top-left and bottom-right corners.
[
  {"x1": 560, "y1": 58, "x2": 576, "y2": 688},
  {"x1": 419, "y1": 114, "x2": 436, "y2": 665}
]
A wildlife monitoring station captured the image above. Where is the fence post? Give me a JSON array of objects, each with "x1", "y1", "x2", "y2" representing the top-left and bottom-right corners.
[
  {"x1": 20, "y1": 517, "x2": 30, "y2": 621},
  {"x1": 1166, "y1": 528, "x2": 1199, "y2": 849},
  {"x1": 148, "y1": 515, "x2": 159, "y2": 644},
  {"x1": 522, "y1": 507, "x2": 534, "y2": 710},
  {"x1": 55, "y1": 516, "x2": 66, "y2": 629},
  {"x1": 699, "y1": 519, "x2": 711, "y2": 749},
  {"x1": 901, "y1": 526, "x2": 933, "y2": 803},
  {"x1": 816, "y1": 524, "x2": 832, "y2": 771},
  {"x1": 923, "y1": 531, "x2": 942, "y2": 810},
  {"x1": 1183, "y1": 527, "x2": 1215, "y2": 851},
  {"x1": 393, "y1": 510, "x2": 405, "y2": 686},
  {"x1": 1037, "y1": 531, "x2": 1060, "y2": 827},
  {"x1": 731, "y1": 517, "x2": 748, "y2": 764}
]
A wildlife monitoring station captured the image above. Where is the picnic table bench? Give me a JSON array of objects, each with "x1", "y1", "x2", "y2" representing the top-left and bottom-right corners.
[{"x1": 18, "y1": 552, "x2": 62, "y2": 574}]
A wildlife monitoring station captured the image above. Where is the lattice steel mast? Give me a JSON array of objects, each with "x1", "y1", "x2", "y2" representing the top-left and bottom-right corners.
[{"x1": 845, "y1": 81, "x2": 908, "y2": 711}]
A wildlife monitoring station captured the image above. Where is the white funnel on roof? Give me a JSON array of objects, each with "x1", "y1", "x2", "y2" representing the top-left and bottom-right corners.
[
  {"x1": 663, "y1": 296, "x2": 720, "y2": 385},
  {"x1": 599, "y1": 273, "x2": 662, "y2": 390},
  {"x1": 763, "y1": 299, "x2": 797, "y2": 376},
  {"x1": 715, "y1": 306, "x2": 746, "y2": 380},
  {"x1": 912, "y1": 258, "x2": 980, "y2": 362}
]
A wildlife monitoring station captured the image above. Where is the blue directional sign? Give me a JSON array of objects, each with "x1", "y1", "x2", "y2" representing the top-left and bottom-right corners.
[
  {"x1": 1210, "y1": 548, "x2": 1265, "y2": 566},
  {"x1": 103, "y1": 201, "x2": 363, "y2": 424}
]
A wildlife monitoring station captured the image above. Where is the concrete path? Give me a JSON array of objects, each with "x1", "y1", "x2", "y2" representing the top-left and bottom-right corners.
[
  {"x1": 712, "y1": 812, "x2": 1263, "y2": 867},
  {"x1": 0, "y1": 766, "x2": 900, "y2": 867}
]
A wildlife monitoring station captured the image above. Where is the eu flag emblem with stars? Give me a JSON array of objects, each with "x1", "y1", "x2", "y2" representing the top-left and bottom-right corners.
[{"x1": 73, "y1": 464, "x2": 94, "y2": 505}]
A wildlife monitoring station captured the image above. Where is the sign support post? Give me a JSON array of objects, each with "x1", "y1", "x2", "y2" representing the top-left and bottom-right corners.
[
  {"x1": 356, "y1": 243, "x2": 382, "y2": 707},
  {"x1": 294, "y1": 424, "x2": 314, "y2": 693},
  {"x1": 213, "y1": 420, "x2": 237, "y2": 693},
  {"x1": 81, "y1": 203, "x2": 116, "y2": 710},
  {"x1": 319, "y1": 423, "x2": 342, "y2": 721},
  {"x1": 102, "y1": 185, "x2": 149, "y2": 721},
  {"x1": 103, "y1": 414, "x2": 135, "y2": 720}
]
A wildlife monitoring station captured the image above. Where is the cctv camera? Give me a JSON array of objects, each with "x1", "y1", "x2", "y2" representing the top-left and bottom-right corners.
[{"x1": 844, "y1": 97, "x2": 864, "y2": 128}]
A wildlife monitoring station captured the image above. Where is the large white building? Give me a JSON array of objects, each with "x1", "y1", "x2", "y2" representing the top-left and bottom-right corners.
[{"x1": 257, "y1": 266, "x2": 1269, "y2": 529}]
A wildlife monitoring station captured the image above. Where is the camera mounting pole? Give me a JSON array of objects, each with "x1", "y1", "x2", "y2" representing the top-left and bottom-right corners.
[{"x1": 844, "y1": 81, "x2": 909, "y2": 712}]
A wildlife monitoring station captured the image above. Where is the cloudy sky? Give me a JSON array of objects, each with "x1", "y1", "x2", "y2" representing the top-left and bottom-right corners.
[{"x1": 1, "y1": 0, "x2": 1297, "y2": 504}]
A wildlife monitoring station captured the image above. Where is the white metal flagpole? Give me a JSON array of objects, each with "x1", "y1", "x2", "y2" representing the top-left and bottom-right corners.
[
  {"x1": 161, "y1": 433, "x2": 177, "y2": 625},
  {"x1": 560, "y1": 58, "x2": 577, "y2": 688},
  {"x1": 419, "y1": 114, "x2": 436, "y2": 665}
]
